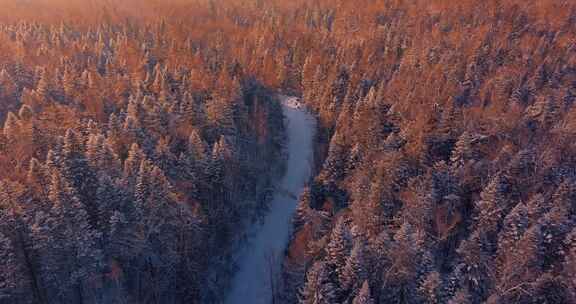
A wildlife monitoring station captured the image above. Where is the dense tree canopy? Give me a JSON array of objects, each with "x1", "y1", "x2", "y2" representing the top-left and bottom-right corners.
[{"x1": 0, "y1": 0, "x2": 575, "y2": 303}]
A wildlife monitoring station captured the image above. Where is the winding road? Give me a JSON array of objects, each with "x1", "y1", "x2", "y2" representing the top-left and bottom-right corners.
[{"x1": 226, "y1": 96, "x2": 316, "y2": 304}]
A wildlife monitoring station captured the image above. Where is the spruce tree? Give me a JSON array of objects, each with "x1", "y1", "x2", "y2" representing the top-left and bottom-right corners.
[
  {"x1": 123, "y1": 143, "x2": 144, "y2": 183},
  {"x1": 30, "y1": 170, "x2": 103, "y2": 302},
  {"x1": 300, "y1": 262, "x2": 339, "y2": 304},
  {"x1": 340, "y1": 239, "x2": 368, "y2": 291},
  {"x1": 206, "y1": 96, "x2": 236, "y2": 137},
  {"x1": 18, "y1": 104, "x2": 34, "y2": 121},
  {"x1": 352, "y1": 281, "x2": 374, "y2": 304},
  {"x1": 450, "y1": 131, "x2": 476, "y2": 166},
  {"x1": 35, "y1": 68, "x2": 49, "y2": 100},
  {"x1": 0, "y1": 232, "x2": 28, "y2": 302},
  {"x1": 475, "y1": 174, "x2": 508, "y2": 234},
  {"x1": 3, "y1": 112, "x2": 19, "y2": 140},
  {"x1": 188, "y1": 129, "x2": 208, "y2": 166},
  {"x1": 326, "y1": 217, "x2": 351, "y2": 270}
]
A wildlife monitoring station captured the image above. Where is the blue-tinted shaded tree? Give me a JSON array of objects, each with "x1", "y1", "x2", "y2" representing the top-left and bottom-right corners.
[
  {"x1": 0, "y1": 232, "x2": 29, "y2": 303},
  {"x1": 300, "y1": 261, "x2": 340, "y2": 304}
]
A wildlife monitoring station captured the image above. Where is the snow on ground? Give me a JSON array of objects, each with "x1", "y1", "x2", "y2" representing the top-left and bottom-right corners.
[
  {"x1": 282, "y1": 96, "x2": 304, "y2": 109},
  {"x1": 225, "y1": 96, "x2": 316, "y2": 304}
]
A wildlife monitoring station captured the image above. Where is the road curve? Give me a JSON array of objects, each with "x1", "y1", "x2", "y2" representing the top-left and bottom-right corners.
[{"x1": 225, "y1": 96, "x2": 316, "y2": 304}]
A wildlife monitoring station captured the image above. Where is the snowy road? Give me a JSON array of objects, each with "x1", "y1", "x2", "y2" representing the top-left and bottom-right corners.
[{"x1": 225, "y1": 96, "x2": 316, "y2": 304}]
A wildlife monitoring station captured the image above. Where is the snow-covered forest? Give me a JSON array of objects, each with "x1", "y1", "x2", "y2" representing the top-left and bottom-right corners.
[
  {"x1": 1, "y1": 0, "x2": 576, "y2": 304},
  {"x1": 0, "y1": 3, "x2": 287, "y2": 303}
]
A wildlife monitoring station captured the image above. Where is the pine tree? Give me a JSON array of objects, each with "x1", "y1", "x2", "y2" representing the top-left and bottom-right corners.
[
  {"x1": 497, "y1": 202, "x2": 529, "y2": 251},
  {"x1": 526, "y1": 193, "x2": 549, "y2": 222},
  {"x1": 132, "y1": 160, "x2": 184, "y2": 300},
  {"x1": 45, "y1": 146, "x2": 64, "y2": 171},
  {"x1": 188, "y1": 129, "x2": 208, "y2": 165},
  {"x1": 206, "y1": 96, "x2": 236, "y2": 137},
  {"x1": 179, "y1": 92, "x2": 199, "y2": 125},
  {"x1": 126, "y1": 98, "x2": 142, "y2": 126},
  {"x1": 205, "y1": 136, "x2": 236, "y2": 197},
  {"x1": 331, "y1": 67, "x2": 350, "y2": 104},
  {"x1": 62, "y1": 66, "x2": 76, "y2": 98},
  {"x1": 300, "y1": 262, "x2": 339, "y2": 304},
  {"x1": 326, "y1": 217, "x2": 351, "y2": 270},
  {"x1": 293, "y1": 188, "x2": 313, "y2": 229},
  {"x1": 301, "y1": 55, "x2": 315, "y2": 101},
  {"x1": 340, "y1": 239, "x2": 368, "y2": 291},
  {"x1": 96, "y1": 175, "x2": 125, "y2": 237},
  {"x1": 154, "y1": 137, "x2": 177, "y2": 176},
  {"x1": 124, "y1": 143, "x2": 144, "y2": 183},
  {"x1": 450, "y1": 131, "x2": 476, "y2": 166},
  {"x1": 475, "y1": 174, "x2": 508, "y2": 234},
  {"x1": 152, "y1": 64, "x2": 167, "y2": 93},
  {"x1": 322, "y1": 130, "x2": 347, "y2": 182},
  {"x1": 3, "y1": 112, "x2": 19, "y2": 140},
  {"x1": 85, "y1": 134, "x2": 104, "y2": 168},
  {"x1": 418, "y1": 271, "x2": 442, "y2": 304},
  {"x1": 562, "y1": 229, "x2": 576, "y2": 298},
  {"x1": 107, "y1": 113, "x2": 121, "y2": 136},
  {"x1": 205, "y1": 139, "x2": 226, "y2": 201},
  {"x1": 144, "y1": 101, "x2": 168, "y2": 136},
  {"x1": 447, "y1": 289, "x2": 472, "y2": 304},
  {"x1": 134, "y1": 160, "x2": 151, "y2": 220},
  {"x1": 62, "y1": 129, "x2": 98, "y2": 212},
  {"x1": 496, "y1": 224, "x2": 544, "y2": 298},
  {"x1": 31, "y1": 170, "x2": 103, "y2": 301},
  {"x1": 0, "y1": 69, "x2": 16, "y2": 100},
  {"x1": 18, "y1": 104, "x2": 34, "y2": 121},
  {"x1": 352, "y1": 281, "x2": 374, "y2": 304},
  {"x1": 370, "y1": 230, "x2": 392, "y2": 269},
  {"x1": 454, "y1": 230, "x2": 494, "y2": 301},
  {"x1": 507, "y1": 149, "x2": 535, "y2": 180},
  {"x1": 27, "y1": 157, "x2": 48, "y2": 198},
  {"x1": 0, "y1": 232, "x2": 28, "y2": 302},
  {"x1": 35, "y1": 68, "x2": 49, "y2": 100},
  {"x1": 101, "y1": 138, "x2": 121, "y2": 176}
]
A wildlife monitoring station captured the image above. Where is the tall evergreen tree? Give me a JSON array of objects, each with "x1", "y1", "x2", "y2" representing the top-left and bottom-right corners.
[
  {"x1": 123, "y1": 143, "x2": 144, "y2": 183},
  {"x1": 352, "y1": 281, "x2": 374, "y2": 304},
  {"x1": 0, "y1": 232, "x2": 28, "y2": 302},
  {"x1": 3, "y1": 112, "x2": 19, "y2": 140},
  {"x1": 326, "y1": 217, "x2": 351, "y2": 270},
  {"x1": 33, "y1": 170, "x2": 104, "y2": 301},
  {"x1": 340, "y1": 239, "x2": 368, "y2": 291},
  {"x1": 300, "y1": 262, "x2": 339, "y2": 304}
]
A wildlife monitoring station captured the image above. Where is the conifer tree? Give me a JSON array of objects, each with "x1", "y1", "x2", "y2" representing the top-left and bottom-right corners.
[
  {"x1": 154, "y1": 137, "x2": 177, "y2": 176},
  {"x1": 450, "y1": 131, "x2": 476, "y2": 166},
  {"x1": 447, "y1": 290, "x2": 472, "y2": 304},
  {"x1": 188, "y1": 129, "x2": 208, "y2": 167},
  {"x1": 0, "y1": 232, "x2": 28, "y2": 302},
  {"x1": 475, "y1": 174, "x2": 509, "y2": 234},
  {"x1": 85, "y1": 134, "x2": 104, "y2": 168},
  {"x1": 300, "y1": 262, "x2": 339, "y2": 304},
  {"x1": 352, "y1": 281, "x2": 374, "y2": 304},
  {"x1": 340, "y1": 239, "x2": 368, "y2": 291},
  {"x1": 206, "y1": 96, "x2": 236, "y2": 137},
  {"x1": 27, "y1": 157, "x2": 48, "y2": 198},
  {"x1": 326, "y1": 217, "x2": 351, "y2": 270},
  {"x1": 96, "y1": 175, "x2": 125, "y2": 237},
  {"x1": 35, "y1": 68, "x2": 49, "y2": 100},
  {"x1": 31, "y1": 170, "x2": 103, "y2": 301},
  {"x1": 124, "y1": 143, "x2": 144, "y2": 183},
  {"x1": 3, "y1": 112, "x2": 19, "y2": 140},
  {"x1": 18, "y1": 104, "x2": 34, "y2": 121},
  {"x1": 62, "y1": 129, "x2": 98, "y2": 212}
]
